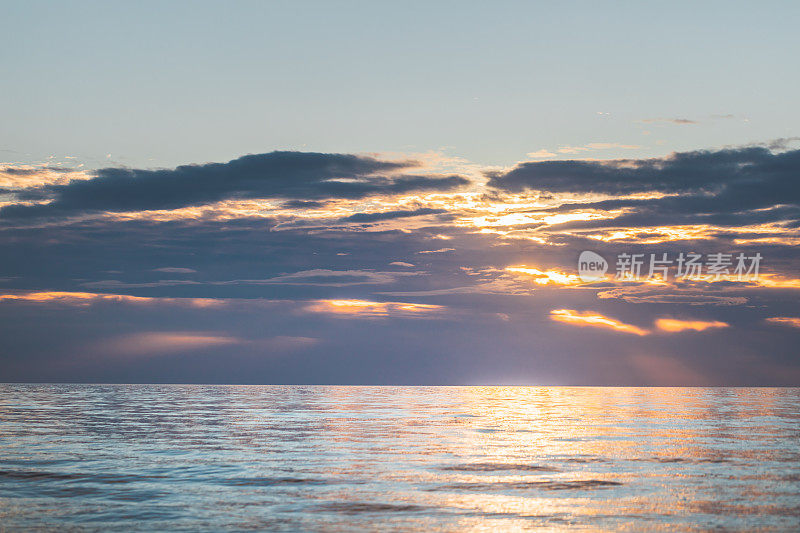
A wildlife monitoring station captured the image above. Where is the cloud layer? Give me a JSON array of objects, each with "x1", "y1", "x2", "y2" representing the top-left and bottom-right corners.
[
  {"x1": 1, "y1": 151, "x2": 470, "y2": 219},
  {"x1": 0, "y1": 145, "x2": 798, "y2": 385}
]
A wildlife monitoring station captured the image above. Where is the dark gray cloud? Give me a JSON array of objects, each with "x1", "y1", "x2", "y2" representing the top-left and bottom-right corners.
[
  {"x1": 1, "y1": 151, "x2": 470, "y2": 219},
  {"x1": 492, "y1": 147, "x2": 800, "y2": 229},
  {"x1": 342, "y1": 207, "x2": 447, "y2": 223},
  {"x1": 0, "y1": 166, "x2": 74, "y2": 175},
  {"x1": 488, "y1": 147, "x2": 799, "y2": 195},
  {"x1": 281, "y1": 200, "x2": 328, "y2": 209}
]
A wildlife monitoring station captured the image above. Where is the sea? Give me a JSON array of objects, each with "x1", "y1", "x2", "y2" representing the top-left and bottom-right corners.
[{"x1": 0, "y1": 385, "x2": 798, "y2": 531}]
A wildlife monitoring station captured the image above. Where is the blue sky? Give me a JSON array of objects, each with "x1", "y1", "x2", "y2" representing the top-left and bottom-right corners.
[
  {"x1": 1, "y1": 2, "x2": 799, "y2": 385},
  {"x1": 3, "y1": 1, "x2": 799, "y2": 168}
]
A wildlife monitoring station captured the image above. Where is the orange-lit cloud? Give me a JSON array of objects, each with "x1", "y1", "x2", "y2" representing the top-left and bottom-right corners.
[
  {"x1": 550, "y1": 310, "x2": 732, "y2": 336},
  {"x1": 765, "y1": 317, "x2": 800, "y2": 328},
  {"x1": 0, "y1": 165, "x2": 90, "y2": 188},
  {"x1": 0, "y1": 292, "x2": 444, "y2": 320},
  {"x1": 0, "y1": 291, "x2": 223, "y2": 308},
  {"x1": 549, "y1": 309, "x2": 649, "y2": 336},
  {"x1": 747, "y1": 274, "x2": 800, "y2": 289},
  {"x1": 0, "y1": 291, "x2": 151, "y2": 304},
  {"x1": 506, "y1": 266, "x2": 582, "y2": 286},
  {"x1": 654, "y1": 318, "x2": 729, "y2": 332},
  {"x1": 304, "y1": 299, "x2": 443, "y2": 318}
]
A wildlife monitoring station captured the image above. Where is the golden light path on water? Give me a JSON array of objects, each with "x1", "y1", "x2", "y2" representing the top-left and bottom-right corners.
[{"x1": 0, "y1": 385, "x2": 798, "y2": 531}]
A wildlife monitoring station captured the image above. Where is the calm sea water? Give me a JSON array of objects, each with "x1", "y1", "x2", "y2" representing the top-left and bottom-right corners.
[{"x1": 0, "y1": 385, "x2": 798, "y2": 531}]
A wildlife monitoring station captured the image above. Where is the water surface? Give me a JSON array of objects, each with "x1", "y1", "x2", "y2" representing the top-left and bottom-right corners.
[{"x1": 1, "y1": 385, "x2": 798, "y2": 531}]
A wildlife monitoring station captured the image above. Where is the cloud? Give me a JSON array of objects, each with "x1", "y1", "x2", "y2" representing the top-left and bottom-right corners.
[
  {"x1": 526, "y1": 149, "x2": 558, "y2": 159},
  {"x1": 0, "y1": 165, "x2": 91, "y2": 188},
  {"x1": 654, "y1": 318, "x2": 729, "y2": 332},
  {"x1": 79, "y1": 269, "x2": 419, "y2": 289},
  {"x1": 342, "y1": 207, "x2": 447, "y2": 223},
  {"x1": 81, "y1": 279, "x2": 202, "y2": 289},
  {"x1": 526, "y1": 143, "x2": 640, "y2": 159},
  {"x1": 303, "y1": 299, "x2": 444, "y2": 318},
  {"x1": 596, "y1": 286, "x2": 748, "y2": 306},
  {"x1": 488, "y1": 147, "x2": 800, "y2": 230},
  {"x1": 0, "y1": 290, "x2": 223, "y2": 308},
  {"x1": 0, "y1": 290, "x2": 149, "y2": 305},
  {"x1": 0, "y1": 166, "x2": 73, "y2": 176},
  {"x1": 0, "y1": 151, "x2": 470, "y2": 219},
  {"x1": 505, "y1": 266, "x2": 582, "y2": 286},
  {"x1": 550, "y1": 310, "x2": 730, "y2": 335},
  {"x1": 92, "y1": 332, "x2": 320, "y2": 358},
  {"x1": 281, "y1": 199, "x2": 328, "y2": 209},
  {"x1": 549, "y1": 309, "x2": 649, "y2": 336},
  {"x1": 765, "y1": 316, "x2": 800, "y2": 328},
  {"x1": 764, "y1": 137, "x2": 800, "y2": 151},
  {"x1": 95, "y1": 331, "x2": 243, "y2": 357},
  {"x1": 639, "y1": 118, "x2": 698, "y2": 125},
  {"x1": 417, "y1": 248, "x2": 455, "y2": 254},
  {"x1": 1, "y1": 144, "x2": 800, "y2": 385},
  {"x1": 488, "y1": 147, "x2": 798, "y2": 195},
  {"x1": 0, "y1": 290, "x2": 445, "y2": 323},
  {"x1": 233, "y1": 269, "x2": 410, "y2": 287},
  {"x1": 379, "y1": 275, "x2": 535, "y2": 297},
  {"x1": 555, "y1": 143, "x2": 641, "y2": 154}
]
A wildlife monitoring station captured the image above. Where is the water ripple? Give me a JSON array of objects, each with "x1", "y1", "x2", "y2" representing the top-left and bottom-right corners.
[{"x1": 1, "y1": 385, "x2": 798, "y2": 531}]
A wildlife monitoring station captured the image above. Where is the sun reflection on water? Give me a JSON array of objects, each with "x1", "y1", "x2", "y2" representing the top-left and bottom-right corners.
[{"x1": 0, "y1": 385, "x2": 798, "y2": 531}]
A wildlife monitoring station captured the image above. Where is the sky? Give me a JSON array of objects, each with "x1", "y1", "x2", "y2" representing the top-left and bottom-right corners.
[{"x1": 1, "y1": 1, "x2": 799, "y2": 384}]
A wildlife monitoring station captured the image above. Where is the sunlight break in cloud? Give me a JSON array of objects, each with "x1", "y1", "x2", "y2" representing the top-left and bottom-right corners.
[
  {"x1": 654, "y1": 318, "x2": 730, "y2": 333},
  {"x1": 505, "y1": 266, "x2": 582, "y2": 286},
  {"x1": 549, "y1": 309, "x2": 649, "y2": 336}
]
